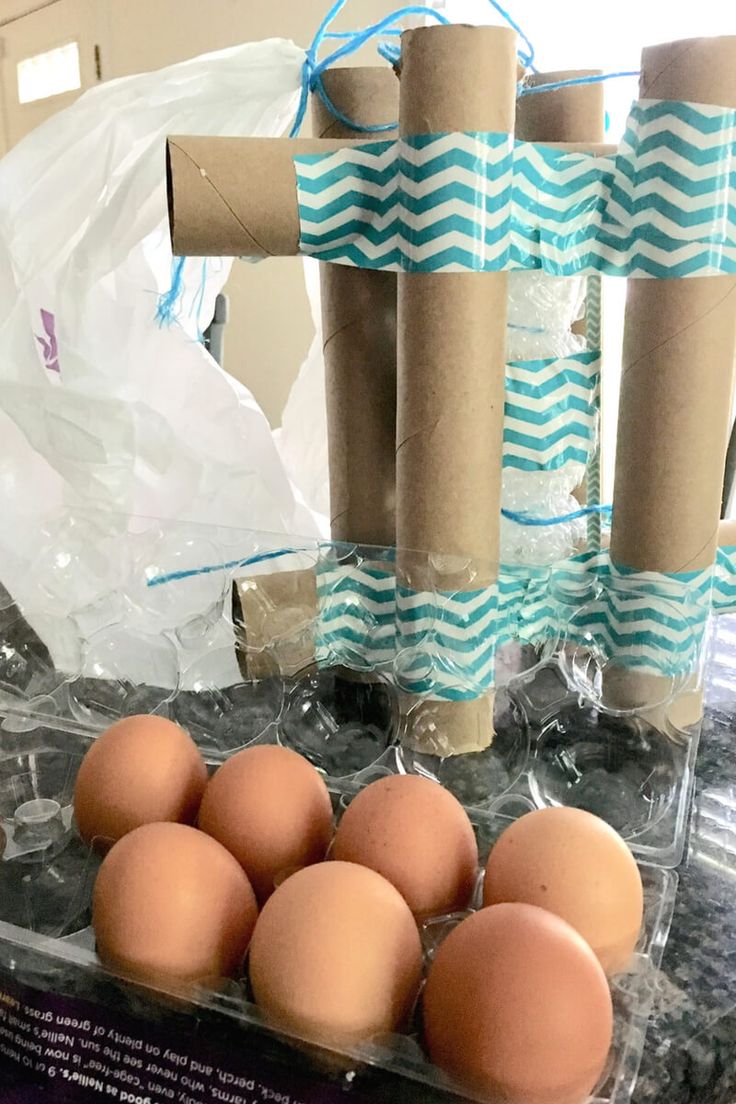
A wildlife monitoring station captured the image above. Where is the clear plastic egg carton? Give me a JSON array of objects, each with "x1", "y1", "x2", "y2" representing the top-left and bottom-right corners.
[
  {"x1": 0, "y1": 510, "x2": 704, "y2": 869},
  {"x1": 0, "y1": 722, "x2": 677, "y2": 1104}
]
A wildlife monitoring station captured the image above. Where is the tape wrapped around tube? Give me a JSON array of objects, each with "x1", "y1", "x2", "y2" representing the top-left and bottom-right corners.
[{"x1": 293, "y1": 100, "x2": 736, "y2": 277}]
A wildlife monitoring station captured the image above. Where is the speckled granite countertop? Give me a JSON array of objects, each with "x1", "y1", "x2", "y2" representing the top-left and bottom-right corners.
[
  {"x1": 0, "y1": 590, "x2": 734, "y2": 1103},
  {"x1": 633, "y1": 615, "x2": 736, "y2": 1104}
]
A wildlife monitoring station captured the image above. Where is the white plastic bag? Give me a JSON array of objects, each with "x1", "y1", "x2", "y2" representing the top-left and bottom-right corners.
[
  {"x1": 0, "y1": 38, "x2": 320, "y2": 669},
  {"x1": 274, "y1": 258, "x2": 330, "y2": 527}
]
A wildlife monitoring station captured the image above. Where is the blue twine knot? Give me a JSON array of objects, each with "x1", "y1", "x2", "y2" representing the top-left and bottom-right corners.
[
  {"x1": 290, "y1": 2, "x2": 453, "y2": 138},
  {"x1": 289, "y1": 0, "x2": 539, "y2": 139}
]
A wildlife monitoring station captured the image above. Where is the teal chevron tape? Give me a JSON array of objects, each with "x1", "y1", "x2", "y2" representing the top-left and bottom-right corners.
[
  {"x1": 713, "y1": 545, "x2": 736, "y2": 614},
  {"x1": 395, "y1": 583, "x2": 497, "y2": 700},
  {"x1": 504, "y1": 349, "x2": 599, "y2": 471},
  {"x1": 497, "y1": 554, "x2": 713, "y2": 678},
  {"x1": 315, "y1": 560, "x2": 396, "y2": 670},
  {"x1": 312, "y1": 548, "x2": 715, "y2": 696},
  {"x1": 293, "y1": 99, "x2": 736, "y2": 277}
]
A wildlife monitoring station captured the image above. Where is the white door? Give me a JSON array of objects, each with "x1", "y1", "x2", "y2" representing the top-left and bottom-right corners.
[{"x1": 0, "y1": 0, "x2": 107, "y2": 151}]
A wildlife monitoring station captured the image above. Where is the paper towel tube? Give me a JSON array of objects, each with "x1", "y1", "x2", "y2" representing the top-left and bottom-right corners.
[
  {"x1": 396, "y1": 24, "x2": 517, "y2": 755},
  {"x1": 607, "y1": 36, "x2": 736, "y2": 724},
  {"x1": 611, "y1": 37, "x2": 736, "y2": 575},
  {"x1": 313, "y1": 67, "x2": 399, "y2": 547}
]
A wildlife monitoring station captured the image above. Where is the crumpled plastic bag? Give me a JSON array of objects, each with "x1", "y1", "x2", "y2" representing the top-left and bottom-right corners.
[
  {"x1": 0, "y1": 38, "x2": 321, "y2": 670},
  {"x1": 273, "y1": 258, "x2": 330, "y2": 527}
]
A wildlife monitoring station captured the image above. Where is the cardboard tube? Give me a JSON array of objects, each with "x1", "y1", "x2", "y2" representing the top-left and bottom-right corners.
[
  {"x1": 396, "y1": 25, "x2": 517, "y2": 755},
  {"x1": 312, "y1": 66, "x2": 398, "y2": 141},
  {"x1": 516, "y1": 70, "x2": 605, "y2": 144},
  {"x1": 166, "y1": 133, "x2": 614, "y2": 259},
  {"x1": 544, "y1": 142, "x2": 616, "y2": 154},
  {"x1": 611, "y1": 37, "x2": 736, "y2": 574},
  {"x1": 166, "y1": 135, "x2": 349, "y2": 257},
  {"x1": 233, "y1": 569, "x2": 318, "y2": 681},
  {"x1": 718, "y1": 518, "x2": 736, "y2": 548},
  {"x1": 608, "y1": 36, "x2": 736, "y2": 723},
  {"x1": 313, "y1": 68, "x2": 399, "y2": 546}
]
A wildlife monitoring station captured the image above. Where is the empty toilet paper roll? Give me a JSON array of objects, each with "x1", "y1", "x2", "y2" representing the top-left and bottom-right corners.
[
  {"x1": 516, "y1": 70, "x2": 605, "y2": 144},
  {"x1": 167, "y1": 135, "x2": 350, "y2": 257},
  {"x1": 233, "y1": 570, "x2": 317, "y2": 681}
]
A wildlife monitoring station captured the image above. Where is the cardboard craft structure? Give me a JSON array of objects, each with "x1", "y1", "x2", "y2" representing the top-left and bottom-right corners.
[{"x1": 167, "y1": 26, "x2": 736, "y2": 755}]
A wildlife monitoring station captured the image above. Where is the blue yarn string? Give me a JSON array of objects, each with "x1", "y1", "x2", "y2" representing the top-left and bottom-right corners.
[
  {"x1": 485, "y1": 0, "x2": 535, "y2": 69},
  {"x1": 324, "y1": 28, "x2": 401, "y2": 38},
  {"x1": 519, "y1": 71, "x2": 639, "y2": 96},
  {"x1": 155, "y1": 255, "x2": 187, "y2": 326},
  {"x1": 502, "y1": 504, "x2": 612, "y2": 527},
  {"x1": 291, "y1": 0, "x2": 639, "y2": 137},
  {"x1": 289, "y1": 0, "x2": 345, "y2": 140},
  {"x1": 313, "y1": 77, "x2": 397, "y2": 134},
  {"x1": 377, "y1": 40, "x2": 402, "y2": 65},
  {"x1": 289, "y1": 2, "x2": 450, "y2": 138},
  {"x1": 156, "y1": 256, "x2": 212, "y2": 334},
  {"x1": 292, "y1": 0, "x2": 538, "y2": 137},
  {"x1": 315, "y1": 6, "x2": 451, "y2": 71},
  {"x1": 147, "y1": 509, "x2": 613, "y2": 588},
  {"x1": 147, "y1": 546, "x2": 303, "y2": 588}
]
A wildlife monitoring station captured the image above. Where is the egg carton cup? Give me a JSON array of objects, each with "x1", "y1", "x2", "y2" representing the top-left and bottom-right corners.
[
  {"x1": 0, "y1": 512, "x2": 706, "y2": 868},
  {"x1": 0, "y1": 723, "x2": 677, "y2": 1104}
]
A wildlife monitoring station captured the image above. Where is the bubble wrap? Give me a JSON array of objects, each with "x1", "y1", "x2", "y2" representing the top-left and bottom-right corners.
[{"x1": 500, "y1": 272, "x2": 593, "y2": 565}]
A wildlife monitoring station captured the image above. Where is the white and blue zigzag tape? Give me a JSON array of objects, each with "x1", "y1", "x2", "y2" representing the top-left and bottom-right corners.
[
  {"x1": 294, "y1": 99, "x2": 736, "y2": 278},
  {"x1": 313, "y1": 551, "x2": 717, "y2": 698},
  {"x1": 504, "y1": 349, "x2": 599, "y2": 471}
]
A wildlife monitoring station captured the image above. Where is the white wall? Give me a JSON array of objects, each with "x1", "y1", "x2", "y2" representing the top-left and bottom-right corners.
[
  {"x1": 0, "y1": 0, "x2": 402, "y2": 423},
  {"x1": 0, "y1": 0, "x2": 108, "y2": 152},
  {"x1": 103, "y1": 0, "x2": 389, "y2": 76}
]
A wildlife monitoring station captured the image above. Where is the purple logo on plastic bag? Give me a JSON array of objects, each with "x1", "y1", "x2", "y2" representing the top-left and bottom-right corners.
[{"x1": 35, "y1": 309, "x2": 60, "y2": 374}]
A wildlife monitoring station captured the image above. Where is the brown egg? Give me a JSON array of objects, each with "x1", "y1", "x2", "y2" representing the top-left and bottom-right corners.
[
  {"x1": 424, "y1": 903, "x2": 613, "y2": 1104},
  {"x1": 483, "y1": 807, "x2": 644, "y2": 975},
  {"x1": 249, "y1": 861, "x2": 422, "y2": 1045},
  {"x1": 74, "y1": 715, "x2": 207, "y2": 846},
  {"x1": 198, "y1": 745, "x2": 333, "y2": 901},
  {"x1": 332, "y1": 774, "x2": 478, "y2": 917},
  {"x1": 93, "y1": 823, "x2": 257, "y2": 984}
]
